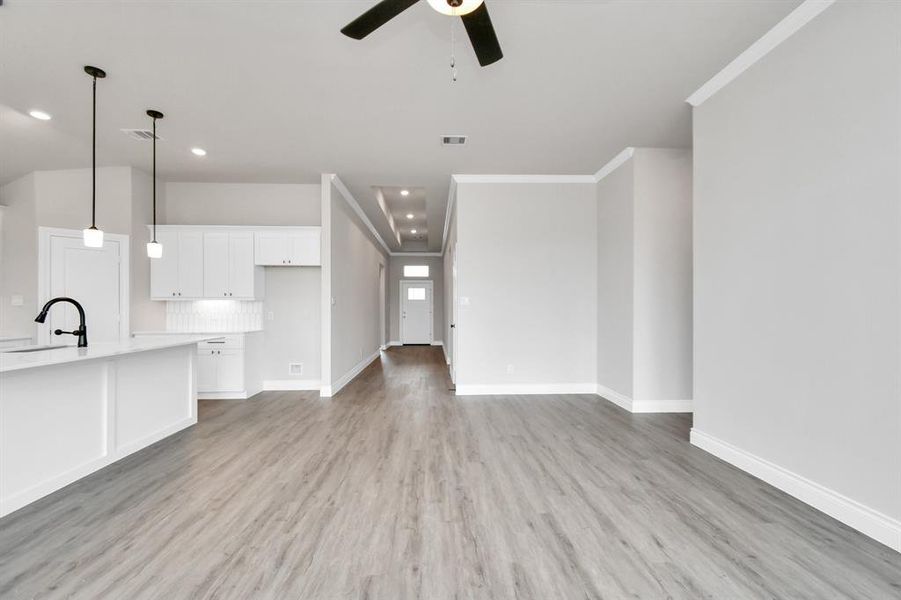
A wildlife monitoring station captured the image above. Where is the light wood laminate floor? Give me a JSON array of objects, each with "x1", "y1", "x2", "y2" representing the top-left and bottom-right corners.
[{"x1": 1, "y1": 346, "x2": 899, "y2": 599}]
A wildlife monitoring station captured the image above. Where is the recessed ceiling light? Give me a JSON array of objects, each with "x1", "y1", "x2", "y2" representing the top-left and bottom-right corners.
[
  {"x1": 406, "y1": 213, "x2": 414, "y2": 219},
  {"x1": 191, "y1": 147, "x2": 207, "y2": 156},
  {"x1": 29, "y1": 109, "x2": 52, "y2": 121},
  {"x1": 411, "y1": 229, "x2": 417, "y2": 234},
  {"x1": 400, "y1": 189, "x2": 410, "y2": 196}
]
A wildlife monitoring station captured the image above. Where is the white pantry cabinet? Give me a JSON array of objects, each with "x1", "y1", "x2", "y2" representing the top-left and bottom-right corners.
[
  {"x1": 254, "y1": 228, "x2": 320, "y2": 266},
  {"x1": 202, "y1": 231, "x2": 263, "y2": 299},
  {"x1": 150, "y1": 230, "x2": 205, "y2": 299}
]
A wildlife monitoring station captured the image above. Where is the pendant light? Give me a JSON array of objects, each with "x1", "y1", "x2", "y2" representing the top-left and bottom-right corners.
[
  {"x1": 83, "y1": 65, "x2": 106, "y2": 248},
  {"x1": 146, "y1": 109, "x2": 164, "y2": 259}
]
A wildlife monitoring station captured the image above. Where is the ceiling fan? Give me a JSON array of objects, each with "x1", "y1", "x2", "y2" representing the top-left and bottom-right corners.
[{"x1": 341, "y1": 0, "x2": 503, "y2": 67}]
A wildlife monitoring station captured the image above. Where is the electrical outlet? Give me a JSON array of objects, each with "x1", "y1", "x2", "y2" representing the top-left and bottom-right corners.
[
  {"x1": 267, "y1": 311, "x2": 275, "y2": 321},
  {"x1": 288, "y1": 363, "x2": 303, "y2": 376},
  {"x1": 506, "y1": 364, "x2": 515, "y2": 374}
]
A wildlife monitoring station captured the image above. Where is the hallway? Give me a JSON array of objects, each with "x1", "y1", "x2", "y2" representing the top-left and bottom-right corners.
[{"x1": 1, "y1": 346, "x2": 899, "y2": 599}]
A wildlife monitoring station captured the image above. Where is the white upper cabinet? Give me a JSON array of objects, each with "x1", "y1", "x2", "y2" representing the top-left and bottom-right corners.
[
  {"x1": 150, "y1": 230, "x2": 204, "y2": 299},
  {"x1": 151, "y1": 226, "x2": 269, "y2": 301},
  {"x1": 203, "y1": 231, "x2": 262, "y2": 300},
  {"x1": 254, "y1": 228, "x2": 320, "y2": 266}
]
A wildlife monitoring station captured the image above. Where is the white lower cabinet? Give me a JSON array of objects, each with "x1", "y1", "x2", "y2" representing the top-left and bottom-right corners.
[
  {"x1": 195, "y1": 334, "x2": 262, "y2": 399},
  {"x1": 132, "y1": 332, "x2": 262, "y2": 399}
]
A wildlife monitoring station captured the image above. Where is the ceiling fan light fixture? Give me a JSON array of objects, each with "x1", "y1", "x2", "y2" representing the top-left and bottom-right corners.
[{"x1": 426, "y1": 0, "x2": 483, "y2": 17}]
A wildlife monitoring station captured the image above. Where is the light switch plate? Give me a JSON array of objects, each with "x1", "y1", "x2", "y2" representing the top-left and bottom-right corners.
[{"x1": 10, "y1": 295, "x2": 23, "y2": 306}]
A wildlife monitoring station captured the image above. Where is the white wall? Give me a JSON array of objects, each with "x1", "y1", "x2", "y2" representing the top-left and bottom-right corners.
[
  {"x1": 387, "y1": 255, "x2": 444, "y2": 344},
  {"x1": 0, "y1": 173, "x2": 38, "y2": 337},
  {"x1": 164, "y1": 182, "x2": 320, "y2": 225},
  {"x1": 454, "y1": 181, "x2": 597, "y2": 393},
  {"x1": 0, "y1": 167, "x2": 169, "y2": 336},
  {"x1": 596, "y1": 160, "x2": 635, "y2": 398},
  {"x1": 442, "y1": 200, "x2": 457, "y2": 373},
  {"x1": 162, "y1": 181, "x2": 322, "y2": 384},
  {"x1": 596, "y1": 149, "x2": 692, "y2": 410},
  {"x1": 322, "y1": 176, "x2": 388, "y2": 396},
  {"x1": 692, "y1": 0, "x2": 901, "y2": 549}
]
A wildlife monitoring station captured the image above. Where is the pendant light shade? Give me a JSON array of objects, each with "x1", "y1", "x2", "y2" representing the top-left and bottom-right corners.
[
  {"x1": 146, "y1": 109, "x2": 164, "y2": 259},
  {"x1": 83, "y1": 65, "x2": 106, "y2": 248}
]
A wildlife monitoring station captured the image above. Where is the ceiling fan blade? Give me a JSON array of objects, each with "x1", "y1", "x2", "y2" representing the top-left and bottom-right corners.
[
  {"x1": 341, "y1": 0, "x2": 421, "y2": 40},
  {"x1": 461, "y1": 2, "x2": 503, "y2": 67}
]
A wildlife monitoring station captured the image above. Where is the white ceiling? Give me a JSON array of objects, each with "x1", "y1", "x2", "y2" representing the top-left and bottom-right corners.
[{"x1": 0, "y1": 0, "x2": 801, "y2": 252}]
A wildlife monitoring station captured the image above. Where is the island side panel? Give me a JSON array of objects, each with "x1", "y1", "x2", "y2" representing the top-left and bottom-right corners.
[
  {"x1": 0, "y1": 361, "x2": 110, "y2": 516},
  {"x1": 0, "y1": 344, "x2": 198, "y2": 518},
  {"x1": 115, "y1": 345, "x2": 197, "y2": 455}
]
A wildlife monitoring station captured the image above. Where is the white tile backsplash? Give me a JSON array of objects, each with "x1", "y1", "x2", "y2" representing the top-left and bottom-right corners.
[{"x1": 166, "y1": 300, "x2": 262, "y2": 332}]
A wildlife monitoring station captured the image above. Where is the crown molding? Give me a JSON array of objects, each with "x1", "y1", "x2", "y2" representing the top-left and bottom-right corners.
[
  {"x1": 452, "y1": 174, "x2": 596, "y2": 184},
  {"x1": 328, "y1": 174, "x2": 392, "y2": 255},
  {"x1": 686, "y1": 0, "x2": 836, "y2": 107},
  {"x1": 440, "y1": 176, "x2": 458, "y2": 256},
  {"x1": 593, "y1": 147, "x2": 634, "y2": 183}
]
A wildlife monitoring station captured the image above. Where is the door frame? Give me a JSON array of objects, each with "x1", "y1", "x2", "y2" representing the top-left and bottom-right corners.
[
  {"x1": 38, "y1": 227, "x2": 130, "y2": 345},
  {"x1": 399, "y1": 279, "x2": 433, "y2": 345}
]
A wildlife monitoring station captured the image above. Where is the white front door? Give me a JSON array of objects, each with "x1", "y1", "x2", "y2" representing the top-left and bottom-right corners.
[
  {"x1": 401, "y1": 280, "x2": 433, "y2": 345},
  {"x1": 44, "y1": 230, "x2": 126, "y2": 345}
]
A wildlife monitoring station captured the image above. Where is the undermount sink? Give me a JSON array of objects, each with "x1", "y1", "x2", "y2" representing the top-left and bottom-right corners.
[{"x1": 2, "y1": 345, "x2": 69, "y2": 353}]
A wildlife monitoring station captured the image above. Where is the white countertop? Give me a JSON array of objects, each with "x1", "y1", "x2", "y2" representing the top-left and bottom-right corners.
[
  {"x1": 131, "y1": 330, "x2": 263, "y2": 336},
  {"x1": 0, "y1": 335, "x2": 33, "y2": 342},
  {"x1": 0, "y1": 336, "x2": 221, "y2": 373}
]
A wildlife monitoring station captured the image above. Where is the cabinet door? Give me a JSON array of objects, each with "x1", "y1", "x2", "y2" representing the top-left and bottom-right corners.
[
  {"x1": 203, "y1": 233, "x2": 230, "y2": 298},
  {"x1": 217, "y1": 349, "x2": 244, "y2": 391},
  {"x1": 178, "y1": 232, "x2": 205, "y2": 298},
  {"x1": 254, "y1": 232, "x2": 288, "y2": 266},
  {"x1": 150, "y1": 231, "x2": 179, "y2": 299},
  {"x1": 196, "y1": 349, "x2": 218, "y2": 392},
  {"x1": 288, "y1": 229, "x2": 321, "y2": 266},
  {"x1": 228, "y1": 232, "x2": 256, "y2": 298}
]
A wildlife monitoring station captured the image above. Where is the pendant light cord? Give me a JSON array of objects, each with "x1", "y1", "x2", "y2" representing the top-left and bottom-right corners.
[
  {"x1": 152, "y1": 116, "x2": 157, "y2": 243},
  {"x1": 91, "y1": 74, "x2": 97, "y2": 229}
]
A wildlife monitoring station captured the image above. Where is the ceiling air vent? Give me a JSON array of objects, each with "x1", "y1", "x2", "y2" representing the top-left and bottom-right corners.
[
  {"x1": 442, "y1": 135, "x2": 466, "y2": 146},
  {"x1": 121, "y1": 128, "x2": 161, "y2": 141}
]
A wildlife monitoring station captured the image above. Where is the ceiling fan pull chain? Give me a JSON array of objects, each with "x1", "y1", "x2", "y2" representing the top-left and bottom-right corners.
[{"x1": 450, "y1": 19, "x2": 458, "y2": 82}]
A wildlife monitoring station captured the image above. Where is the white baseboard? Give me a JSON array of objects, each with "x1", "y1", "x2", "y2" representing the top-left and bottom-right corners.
[
  {"x1": 442, "y1": 344, "x2": 450, "y2": 365},
  {"x1": 263, "y1": 379, "x2": 321, "y2": 391},
  {"x1": 632, "y1": 399, "x2": 693, "y2": 413},
  {"x1": 321, "y1": 350, "x2": 380, "y2": 398},
  {"x1": 1, "y1": 415, "x2": 196, "y2": 518},
  {"x1": 198, "y1": 391, "x2": 250, "y2": 400},
  {"x1": 455, "y1": 383, "x2": 596, "y2": 396},
  {"x1": 595, "y1": 384, "x2": 633, "y2": 411},
  {"x1": 691, "y1": 429, "x2": 901, "y2": 553},
  {"x1": 431, "y1": 340, "x2": 444, "y2": 346},
  {"x1": 595, "y1": 384, "x2": 693, "y2": 413}
]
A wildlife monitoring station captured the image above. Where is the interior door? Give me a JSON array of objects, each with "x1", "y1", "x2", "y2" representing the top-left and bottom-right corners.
[
  {"x1": 47, "y1": 233, "x2": 122, "y2": 345},
  {"x1": 228, "y1": 232, "x2": 255, "y2": 297},
  {"x1": 178, "y1": 232, "x2": 205, "y2": 298},
  {"x1": 401, "y1": 281, "x2": 433, "y2": 345}
]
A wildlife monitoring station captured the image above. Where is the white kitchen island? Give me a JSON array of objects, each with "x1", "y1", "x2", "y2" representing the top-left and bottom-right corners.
[{"x1": 0, "y1": 337, "x2": 214, "y2": 517}]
